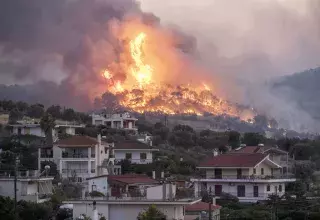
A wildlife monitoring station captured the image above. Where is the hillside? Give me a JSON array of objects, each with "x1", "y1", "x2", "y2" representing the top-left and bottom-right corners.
[{"x1": 273, "y1": 67, "x2": 320, "y2": 120}]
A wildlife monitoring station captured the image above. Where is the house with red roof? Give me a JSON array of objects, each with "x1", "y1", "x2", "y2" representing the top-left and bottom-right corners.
[
  {"x1": 112, "y1": 139, "x2": 159, "y2": 164},
  {"x1": 38, "y1": 135, "x2": 121, "y2": 183},
  {"x1": 191, "y1": 152, "x2": 296, "y2": 202},
  {"x1": 185, "y1": 201, "x2": 221, "y2": 220}
]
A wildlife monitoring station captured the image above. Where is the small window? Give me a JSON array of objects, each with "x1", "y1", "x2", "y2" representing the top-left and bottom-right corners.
[
  {"x1": 78, "y1": 177, "x2": 82, "y2": 183},
  {"x1": 125, "y1": 153, "x2": 132, "y2": 160},
  {"x1": 253, "y1": 168, "x2": 256, "y2": 174},
  {"x1": 279, "y1": 184, "x2": 282, "y2": 192},
  {"x1": 92, "y1": 185, "x2": 97, "y2": 191},
  {"x1": 261, "y1": 168, "x2": 264, "y2": 175},
  {"x1": 267, "y1": 185, "x2": 270, "y2": 191},
  {"x1": 140, "y1": 153, "x2": 147, "y2": 160}
]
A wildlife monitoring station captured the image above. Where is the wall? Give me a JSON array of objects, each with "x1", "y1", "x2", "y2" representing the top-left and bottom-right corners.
[
  {"x1": 115, "y1": 150, "x2": 153, "y2": 164},
  {"x1": 146, "y1": 184, "x2": 176, "y2": 200},
  {"x1": 12, "y1": 127, "x2": 44, "y2": 137},
  {"x1": 27, "y1": 182, "x2": 38, "y2": 195},
  {"x1": 206, "y1": 168, "x2": 249, "y2": 178},
  {"x1": 249, "y1": 161, "x2": 272, "y2": 176},
  {"x1": 88, "y1": 177, "x2": 108, "y2": 195}
]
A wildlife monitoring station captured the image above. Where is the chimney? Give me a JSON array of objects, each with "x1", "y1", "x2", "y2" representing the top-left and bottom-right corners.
[
  {"x1": 152, "y1": 171, "x2": 156, "y2": 179},
  {"x1": 258, "y1": 143, "x2": 264, "y2": 147},
  {"x1": 161, "y1": 171, "x2": 164, "y2": 179},
  {"x1": 97, "y1": 134, "x2": 101, "y2": 145},
  {"x1": 213, "y1": 149, "x2": 219, "y2": 157}
]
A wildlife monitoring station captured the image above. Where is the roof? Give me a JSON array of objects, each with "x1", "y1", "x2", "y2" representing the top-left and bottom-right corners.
[
  {"x1": 185, "y1": 201, "x2": 221, "y2": 212},
  {"x1": 115, "y1": 140, "x2": 157, "y2": 150},
  {"x1": 199, "y1": 153, "x2": 267, "y2": 168},
  {"x1": 55, "y1": 136, "x2": 97, "y2": 147},
  {"x1": 231, "y1": 146, "x2": 287, "y2": 155},
  {"x1": 108, "y1": 174, "x2": 159, "y2": 185}
]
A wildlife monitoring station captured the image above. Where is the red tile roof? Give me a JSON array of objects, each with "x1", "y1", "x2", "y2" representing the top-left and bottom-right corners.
[
  {"x1": 199, "y1": 153, "x2": 267, "y2": 167},
  {"x1": 185, "y1": 201, "x2": 221, "y2": 212},
  {"x1": 108, "y1": 174, "x2": 159, "y2": 185},
  {"x1": 115, "y1": 140, "x2": 155, "y2": 150},
  {"x1": 55, "y1": 136, "x2": 97, "y2": 147}
]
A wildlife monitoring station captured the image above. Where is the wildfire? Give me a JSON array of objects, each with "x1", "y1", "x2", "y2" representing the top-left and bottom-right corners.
[{"x1": 99, "y1": 22, "x2": 255, "y2": 121}]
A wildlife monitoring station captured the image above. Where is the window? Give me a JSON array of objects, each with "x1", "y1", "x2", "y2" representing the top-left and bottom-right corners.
[
  {"x1": 253, "y1": 168, "x2": 256, "y2": 174},
  {"x1": 140, "y1": 153, "x2": 147, "y2": 160},
  {"x1": 125, "y1": 153, "x2": 132, "y2": 160},
  {"x1": 77, "y1": 177, "x2": 82, "y2": 183},
  {"x1": 261, "y1": 168, "x2": 264, "y2": 175},
  {"x1": 279, "y1": 184, "x2": 282, "y2": 192},
  {"x1": 237, "y1": 185, "x2": 245, "y2": 197},
  {"x1": 267, "y1": 185, "x2": 270, "y2": 191},
  {"x1": 92, "y1": 185, "x2": 97, "y2": 191}
]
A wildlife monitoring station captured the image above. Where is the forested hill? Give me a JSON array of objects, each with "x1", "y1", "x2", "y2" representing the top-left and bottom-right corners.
[{"x1": 273, "y1": 67, "x2": 320, "y2": 120}]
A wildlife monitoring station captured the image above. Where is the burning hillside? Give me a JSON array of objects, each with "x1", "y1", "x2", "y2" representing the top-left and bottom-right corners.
[{"x1": 95, "y1": 19, "x2": 254, "y2": 121}]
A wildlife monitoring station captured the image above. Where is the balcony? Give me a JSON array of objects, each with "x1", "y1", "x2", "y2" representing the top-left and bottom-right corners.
[
  {"x1": 62, "y1": 152, "x2": 89, "y2": 159},
  {"x1": 62, "y1": 169, "x2": 89, "y2": 174},
  {"x1": 198, "y1": 174, "x2": 296, "y2": 183}
]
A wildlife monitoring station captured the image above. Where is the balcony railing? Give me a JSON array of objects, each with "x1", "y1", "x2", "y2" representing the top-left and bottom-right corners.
[
  {"x1": 62, "y1": 169, "x2": 89, "y2": 174},
  {"x1": 40, "y1": 154, "x2": 53, "y2": 158},
  {"x1": 62, "y1": 152, "x2": 89, "y2": 158},
  {"x1": 204, "y1": 174, "x2": 295, "y2": 180}
]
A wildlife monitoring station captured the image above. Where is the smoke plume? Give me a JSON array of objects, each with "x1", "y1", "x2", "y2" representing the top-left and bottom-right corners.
[{"x1": 0, "y1": 0, "x2": 320, "y2": 131}]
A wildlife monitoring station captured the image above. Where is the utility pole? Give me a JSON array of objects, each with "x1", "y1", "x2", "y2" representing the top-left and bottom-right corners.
[
  {"x1": 208, "y1": 187, "x2": 213, "y2": 220},
  {"x1": 14, "y1": 156, "x2": 19, "y2": 220}
]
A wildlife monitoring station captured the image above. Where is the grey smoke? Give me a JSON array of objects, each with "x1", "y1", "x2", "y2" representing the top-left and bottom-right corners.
[{"x1": 139, "y1": 0, "x2": 320, "y2": 132}]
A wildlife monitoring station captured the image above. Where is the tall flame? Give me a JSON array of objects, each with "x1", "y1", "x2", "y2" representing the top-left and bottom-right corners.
[
  {"x1": 129, "y1": 32, "x2": 153, "y2": 87},
  {"x1": 99, "y1": 28, "x2": 254, "y2": 121}
]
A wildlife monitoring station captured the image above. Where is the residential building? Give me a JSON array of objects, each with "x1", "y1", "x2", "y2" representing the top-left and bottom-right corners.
[
  {"x1": 230, "y1": 144, "x2": 292, "y2": 174},
  {"x1": 38, "y1": 135, "x2": 123, "y2": 183},
  {"x1": 64, "y1": 181, "x2": 202, "y2": 220},
  {"x1": 191, "y1": 153, "x2": 296, "y2": 202},
  {"x1": 9, "y1": 122, "x2": 84, "y2": 141},
  {"x1": 87, "y1": 174, "x2": 159, "y2": 197},
  {"x1": 91, "y1": 112, "x2": 138, "y2": 131},
  {"x1": 0, "y1": 170, "x2": 53, "y2": 203},
  {"x1": 185, "y1": 201, "x2": 221, "y2": 220},
  {"x1": 112, "y1": 140, "x2": 159, "y2": 164}
]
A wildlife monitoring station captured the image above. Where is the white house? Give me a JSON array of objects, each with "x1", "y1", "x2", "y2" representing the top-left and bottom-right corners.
[
  {"x1": 87, "y1": 174, "x2": 159, "y2": 197},
  {"x1": 38, "y1": 135, "x2": 121, "y2": 183},
  {"x1": 112, "y1": 140, "x2": 159, "y2": 164},
  {"x1": 91, "y1": 112, "x2": 138, "y2": 131},
  {"x1": 64, "y1": 181, "x2": 202, "y2": 220},
  {"x1": 0, "y1": 170, "x2": 53, "y2": 203},
  {"x1": 9, "y1": 122, "x2": 84, "y2": 141},
  {"x1": 191, "y1": 153, "x2": 296, "y2": 202}
]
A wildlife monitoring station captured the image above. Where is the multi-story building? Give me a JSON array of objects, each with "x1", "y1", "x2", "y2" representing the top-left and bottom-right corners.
[
  {"x1": 91, "y1": 112, "x2": 138, "y2": 131},
  {"x1": 64, "y1": 180, "x2": 203, "y2": 220},
  {"x1": 0, "y1": 170, "x2": 53, "y2": 203},
  {"x1": 230, "y1": 144, "x2": 292, "y2": 174},
  {"x1": 9, "y1": 122, "x2": 84, "y2": 141},
  {"x1": 112, "y1": 140, "x2": 159, "y2": 164},
  {"x1": 38, "y1": 136, "x2": 159, "y2": 182},
  {"x1": 191, "y1": 152, "x2": 296, "y2": 202}
]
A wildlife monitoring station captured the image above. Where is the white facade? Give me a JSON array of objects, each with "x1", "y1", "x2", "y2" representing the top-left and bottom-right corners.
[
  {"x1": 39, "y1": 135, "x2": 114, "y2": 183},
  {"x1": 88, "y1": 176, "x2": 109, "y2": 195},
  {"x1": 0, "y1": 174, "x2": 53, "y2": 203},
  {"x1": 115, "y1": 149, "x2": 155, "y2": 164},
  {"x1": 192, "y1": 155, "x2": 296, "y2": 202},
  {"x1": 91, "y1": 112, "x2": 138, "y2": 131},
  {"x1": 70, "y1": 201, "x2": 192, "y2": 220}
]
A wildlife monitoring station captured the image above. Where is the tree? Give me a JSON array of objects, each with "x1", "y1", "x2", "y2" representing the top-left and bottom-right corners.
[
  {"x1": 137, "y1": 205, "x2": 167, "y2": 220},
  {"x1": 242, "y1": 132, "x2": 265, "y2": 146},
  {"x1": 40, "y1": 113, "x2": 56, "y2": 146},
  {"x1": 26, "y1": 104, "x2": 45, "y2": 118},
  {"x1": 228, "y1": 131, "x2": 241, "y2": 149},
  {"x1": 46, "y1": 105, "x2": 61, "y2": 119},
  {"x1": 8, "y1": 108, "x2": 23, "y2": 124},
  {"x1": 153, "y1": 123, "x2": 169, "y2": 141}
]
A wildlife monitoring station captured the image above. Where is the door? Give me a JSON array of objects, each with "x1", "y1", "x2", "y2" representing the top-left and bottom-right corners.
[
  {"x1": 214, "y1": 169, "x2": 222, "y2": 179},
  {"x1": 237, "y1": 185, "x2": 245, "y2": 197},
  {"x1": 253, "y1": 186, "x2": 259, "y2": 197},
  {"x1": 215, "y1": 185, "x2": 222, "y2": 196},
  {"x1": 237, "y1": 169, "x2": 242, "y2": 179}
]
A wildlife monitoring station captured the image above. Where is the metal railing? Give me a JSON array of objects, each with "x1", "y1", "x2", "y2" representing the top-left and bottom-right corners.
[
  {"x1": 62, "y1": 153, "x2": 89, "y2": 158},
  {"x1": 62, "y1": 169, "x2": 89, "y2": 174},
  {"x1": 204, "y1": 174, "x2": 295, "y2": 180}
]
